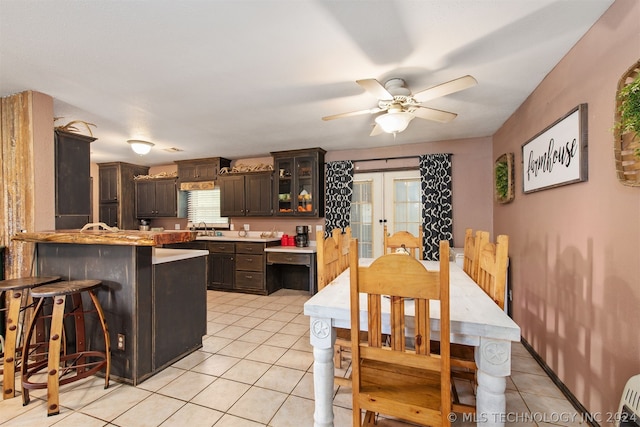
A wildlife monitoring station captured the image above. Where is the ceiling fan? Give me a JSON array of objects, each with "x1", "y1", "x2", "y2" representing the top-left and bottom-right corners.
[{"x1": 322, "y1": 75, "x2": 477, "y2": 136}]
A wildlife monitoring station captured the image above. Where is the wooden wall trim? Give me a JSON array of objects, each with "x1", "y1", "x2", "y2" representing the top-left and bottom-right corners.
[{"x1": 1, "y1": 91, "x2": 37, "y2": 278}]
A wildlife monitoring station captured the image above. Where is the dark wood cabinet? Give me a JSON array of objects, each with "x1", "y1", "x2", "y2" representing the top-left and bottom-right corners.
[
  {"x1": 136, "y1": 178, "x2": 184, "y2": 218},
  {"x1": 99, "y1": 165, "x2": 119, "y2": 203},
  {"x1": 165, "y1": 239, "x2": 278, "y2": 294},
  {"x1": 99, "y1": 204, "x2": 118, "y2": 228},
  {"x1": 207, "y1": 242, "x2": 235, "y2": 290},
  {"x1": 54, "y1": 129, "x2": 95, "y2": 229},
  {"x1": 266, "y1": 251, "x2": 317, "y2": 294},
  {"x1": 271, "y1": 148, "x2": 325, "y2": 217},
  {"x1": 175, "y1": 157, "x2": 231, "y2": 182},
  {"x1": 219, "y1": 172, "x2": 273, "y2": 217},
  {"x1": 98, "y1": 162, "x2": 149, "y2": 229},
  {"x1": 235, "y1": 242, "x2": 265, "y2": 292}
]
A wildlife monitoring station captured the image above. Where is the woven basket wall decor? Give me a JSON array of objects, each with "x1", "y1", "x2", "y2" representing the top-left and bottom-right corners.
[{"x1": 614, "y1": 60, "x2": 640, "y2": 186}]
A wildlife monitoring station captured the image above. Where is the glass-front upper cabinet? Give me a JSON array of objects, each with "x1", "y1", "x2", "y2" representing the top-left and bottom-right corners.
[{"x1": 272, "y1": 148, "x2": 325, "y2": 217}]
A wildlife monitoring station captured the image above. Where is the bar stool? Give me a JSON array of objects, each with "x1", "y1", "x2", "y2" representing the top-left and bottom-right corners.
[
  {"x1": 20, "y1": 279, "x2": 111, "y2": 416},
  {"x1": 1, "y1": 276, "x2": 60, "y2": 399}
]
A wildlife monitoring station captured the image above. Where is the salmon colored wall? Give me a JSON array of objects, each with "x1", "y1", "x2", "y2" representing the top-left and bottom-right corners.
[
  {"x1": 493, "y1": 0, "x2": 640, "y2": 417},
  {"x1": 327, "y1": 136, "x2": 494, "y2": 248},
  {"x1": 33, "y1": 92, "x2": 55, "y2": 231}
]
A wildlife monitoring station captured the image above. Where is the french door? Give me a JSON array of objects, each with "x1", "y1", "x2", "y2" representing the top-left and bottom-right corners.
[{"x1": 350, "y1": 170, "x2": 421, "y2": 258}]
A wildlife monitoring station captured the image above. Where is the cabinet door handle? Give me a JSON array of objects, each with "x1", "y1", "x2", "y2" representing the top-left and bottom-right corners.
[
  {"x1": 246, "y1": 258, "x2": 253, "y2": 262},
  {"x1": 245, "y1": 275, "x2": 253, "y2": 279},
  {"x1": 285, "y1": 257, "x2": 293, "y2": 261}
]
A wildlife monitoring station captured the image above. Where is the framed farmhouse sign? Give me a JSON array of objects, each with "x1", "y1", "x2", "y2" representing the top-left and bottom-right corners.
[{"x1": 522, "y1": 104, "x2": 588, "y2": 193}]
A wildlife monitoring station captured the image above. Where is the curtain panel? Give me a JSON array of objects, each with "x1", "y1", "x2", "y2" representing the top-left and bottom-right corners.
[
  {"x1": 419, "y1": 154, "x2": 453, "y2": 260},
  {"x1": 324, "y1": 160, "x2": 354, "y2": 236}
]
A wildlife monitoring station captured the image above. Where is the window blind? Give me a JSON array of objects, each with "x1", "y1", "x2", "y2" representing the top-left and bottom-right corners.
[{"x1": 187, "y1": 189, "x2": 229, "y2": 226}]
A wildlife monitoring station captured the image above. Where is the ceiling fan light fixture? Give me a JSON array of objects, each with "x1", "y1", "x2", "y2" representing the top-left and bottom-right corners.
[
  {"x1": 127, "y1": 139, "x2": 154, "y2": 155},
  {"x1": 375, "y1": 111, "x2": 414, "y2": 134}
]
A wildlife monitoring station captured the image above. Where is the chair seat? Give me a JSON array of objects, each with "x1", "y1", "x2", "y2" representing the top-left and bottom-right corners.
[
  {"x1": 0, "y1": 276, "x2": 60, "y2": 291},
  {"x1": 29, "y1": 279, "x2": 102, "y2": 298},
  {"x1": 359, "y1": 359, "x2": 443, "y2": 425}
]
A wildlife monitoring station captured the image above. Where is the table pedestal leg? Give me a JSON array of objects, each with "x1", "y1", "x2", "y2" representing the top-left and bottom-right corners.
[
  {"x1": 475, "y1": 337, "x2": 512, "y2": 427},
  {"x1": 309, "y1": 317, "x2": 336, "y2": 427}
]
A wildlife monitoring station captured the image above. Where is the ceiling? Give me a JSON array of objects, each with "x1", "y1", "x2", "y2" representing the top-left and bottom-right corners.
[{"x1": 0, "y1": 0, "x2": 614, "y2": 166}]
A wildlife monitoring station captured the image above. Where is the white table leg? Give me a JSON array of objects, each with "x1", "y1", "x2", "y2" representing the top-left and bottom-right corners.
[
  {"x1": 309, "y1": 316, "x2": 336, "y2": 427},
  {"x1": 475, "y1": 338, "x2": 512, "y2": 427}
]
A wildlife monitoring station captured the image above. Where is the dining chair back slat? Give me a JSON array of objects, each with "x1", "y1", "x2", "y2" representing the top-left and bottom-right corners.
[
  {"x1": 349, "y1": 239, "x2": 451, "y2": 427},
  {"x1": 332, "y1": 227, "x2": 352, "y2": 272},
  {"x1": 463, "y1": 229, "x2": 488, "y2": 282},
  {"x1": 383, "y1": 225, "x2": 423, "y2": 260},
  {"x1": 316, "y1": 230, "x2": 341, "y2": 291},
  {"x1": 476, "y1": 234, "x2": 509, "y2": 310}
]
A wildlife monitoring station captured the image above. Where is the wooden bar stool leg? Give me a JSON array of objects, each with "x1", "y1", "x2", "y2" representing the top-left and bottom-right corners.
[
  {"x1": 88, "y1": 291, "x2": 111, "y2": 388},
  {"x1": 2, "y1": 290, "x2": 24, "y2": 399},
  {"x1": 46, "y1": 294, "x2": 66, "y2": 416},
  {"x1": 71, "y1": 293, "x2": 87, "y2": 373},
  {"x1": 20, "y1": 298, "x2": 45, "y2": 407}
]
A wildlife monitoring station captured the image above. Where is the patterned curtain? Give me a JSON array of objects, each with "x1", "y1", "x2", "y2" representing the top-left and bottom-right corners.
[
  {"x1": 419, "y1": 154, "x2": 453, "y2": 260},
  {"x1": 324, "y1": 160, "x2": 354, "y2": 236}
]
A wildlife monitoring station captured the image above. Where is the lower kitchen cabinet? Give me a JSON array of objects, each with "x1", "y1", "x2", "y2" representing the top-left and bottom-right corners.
[
  {"x1": 235, "y1": 243, "x2": 265, "y2": 292},
  {"x1": 165, "y1": 239, "x2": 279, "y2": 294},
  {"x1": 208, "y1": 242, "x2": 235, "y2": 290}
]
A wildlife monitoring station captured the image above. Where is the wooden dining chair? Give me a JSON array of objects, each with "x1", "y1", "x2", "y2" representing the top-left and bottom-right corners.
[
  {"x1": 333, "y1": 226, "x2": 352, "y2": 273},
  {"x1": 476, "y1": 234, "x2": 509, "y2": 310},
  {"x1": 463, "y1": 228, "x2": 487, "y2": 281},
  {"x1": 316, "y1": 229, "x2": 353, "y2": 386},
  {"x1": 383, "y1": 224, "x2": 423, "y2": 259},
  {"x1": 447, "y1": 232, "x2": 510, "y2": 412},
  {"x1": 316, "y1": 229, "x2": 341, "y2": 291},
  {"x1": 349, "y1": 238, "x2": 451, "y2": 427}
]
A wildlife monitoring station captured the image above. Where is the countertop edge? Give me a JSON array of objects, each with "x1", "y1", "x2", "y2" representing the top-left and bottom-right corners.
[
  {"x1": 152, "y1": 248, "x2": 209, "y2": 264},
  {"x1": 265, "y1": 246, "x2": 317, "y2": 254}
]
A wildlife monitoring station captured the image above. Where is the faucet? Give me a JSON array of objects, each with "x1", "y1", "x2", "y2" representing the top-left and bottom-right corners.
[{"x1": 197, "y1": 221, "x2": 208, "y2": 236}]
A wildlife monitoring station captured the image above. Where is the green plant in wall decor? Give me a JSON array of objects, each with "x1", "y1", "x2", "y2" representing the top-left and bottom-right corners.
[
  {"x1": 494, "y1": 152, "x2": 514, "y2": 204},
  {"x1": 614, "y1": 60, "x2": 640, "y2": 187},
  {"x1": 617, "y1": 73, "x2": 640, "y2": 149}
]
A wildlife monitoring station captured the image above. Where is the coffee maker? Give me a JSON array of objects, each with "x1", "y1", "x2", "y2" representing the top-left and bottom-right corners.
[{"x1": 295, "y1": 225, "x2": 309, "y2": 247}]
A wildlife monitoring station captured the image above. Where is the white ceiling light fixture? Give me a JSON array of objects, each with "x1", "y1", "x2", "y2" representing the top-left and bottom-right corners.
[
  {"x1": 374, "y1": 103, "x2": 415, "y2": 134},
  {"x1": 127, "y1": 139, "x2": 154, "y2": 155}
]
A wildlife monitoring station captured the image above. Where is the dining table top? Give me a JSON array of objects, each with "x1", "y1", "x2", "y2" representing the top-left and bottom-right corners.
[{"x1": 303, "y1": 258, "x2": 521, "y2": 346}]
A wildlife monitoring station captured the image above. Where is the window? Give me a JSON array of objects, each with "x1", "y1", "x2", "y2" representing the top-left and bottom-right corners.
[{"x1": 186, "y1": 189, "x2": 229, "y2": 227}]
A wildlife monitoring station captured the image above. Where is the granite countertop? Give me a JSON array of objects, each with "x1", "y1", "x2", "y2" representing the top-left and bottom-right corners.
[
  {"x1": 196, "y1": 236, "x2": 281, "y2": 243},
  {"x1": 12, "y1": 229, "x2": 197, "y2": 246},
  {"x1": 265, "y1": 245, "x2": 317, "y2": 254},
  {"x1": 152, "y1": 248, "x2": 209, "y2": 264}
]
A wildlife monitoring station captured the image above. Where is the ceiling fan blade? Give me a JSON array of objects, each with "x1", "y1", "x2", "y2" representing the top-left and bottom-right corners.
[
  {"x1": 369, "y1": 124, "x2": 384, "y2": 136},
  {"x1": 322, "y1": 107, "x2": 384, "y2": 121},
  {"x1": 413, "y1": 75, "x2": 477, "y2": 103},
  {"x1": 356, "y1": 79, "x2": 394, "y2": 100},
  {"x1": 412, "y1": 106, "x2": 458, "y2": 123}
]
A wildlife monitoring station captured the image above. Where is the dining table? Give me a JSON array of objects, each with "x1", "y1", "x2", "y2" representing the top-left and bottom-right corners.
[{"x1": 303, "y1": 258, "x2": 521, "y2": 427}]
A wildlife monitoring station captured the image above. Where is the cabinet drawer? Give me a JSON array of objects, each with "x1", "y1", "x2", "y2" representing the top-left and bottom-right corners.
[
  {"x1": 266, "y1": 252, "x2": 312, "y2": 266},
  {"x1": 235, "y1": 271, "x2": 265, "y2": 290},
  {"x1": 235, "y1": 242, "x2": 264, "y2": 254},
  {"x1": 236, "y1": 254, "x2": 264, "y2": 272},
  {"x1": 207, "y1": 242, "x2": 235, "y2": 253}
]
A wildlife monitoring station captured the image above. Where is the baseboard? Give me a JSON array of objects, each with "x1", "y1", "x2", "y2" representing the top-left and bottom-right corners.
[{"x1": 520, "y1": 337, "x2": 600, "y2": 427}]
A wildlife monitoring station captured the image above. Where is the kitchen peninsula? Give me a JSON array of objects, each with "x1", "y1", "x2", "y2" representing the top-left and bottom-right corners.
[{"x1": 13, "y1": 229, "x2": 207, "y2": 385}]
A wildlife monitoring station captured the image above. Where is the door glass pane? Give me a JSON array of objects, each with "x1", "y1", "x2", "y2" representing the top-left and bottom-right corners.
[
  {"x1": 393, "y1": 178, "x2": 421, "y2": 236},
  {"x1": 350, "y1": 180, "x2": 373, "y2": 258}
]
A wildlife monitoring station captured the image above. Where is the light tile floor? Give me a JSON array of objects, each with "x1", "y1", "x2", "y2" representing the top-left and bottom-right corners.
[{"x1": 1, "y1": 289, "x2": 582, "y2": 427}]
